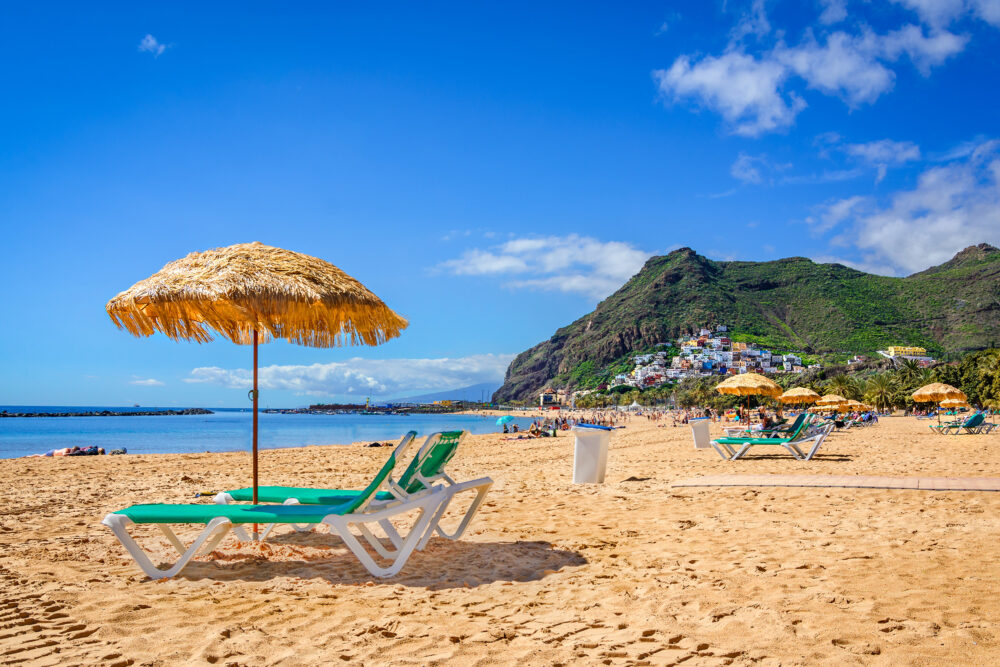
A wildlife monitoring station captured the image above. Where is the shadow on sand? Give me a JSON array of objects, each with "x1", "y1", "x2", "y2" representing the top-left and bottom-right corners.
[{"x1": 169, "y1": 532, "x2": 587, "y2": 589}]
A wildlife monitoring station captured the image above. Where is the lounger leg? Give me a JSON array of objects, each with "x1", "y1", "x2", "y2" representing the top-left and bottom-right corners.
[
  {"x1": 731, "y1": 442, "x2": 754, "y2": 460},
  {"x1": 784, "y1": 443, "x2": 805, "y2": 460},
  {"x1": 322, "y1": 493, "x2": 443, "y2": 578},
  {"x1": 420, "y1": 478, "x2": 493, "y2": 549},
  {"x1": 103, "y1": 515, "x2": 232, "y2": 580},
  {"x1": 281, "y1": 499, "x2": 314, "y2": 533},
  {"x1": 357, "y1": 523, "x2": 400, "y2": 559},
  {"x1": 711, "y1": 442, "x2": 735, "y2": 460}
]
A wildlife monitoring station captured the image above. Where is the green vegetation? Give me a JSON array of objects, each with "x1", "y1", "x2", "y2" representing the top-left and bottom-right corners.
[
  {"x1": 565, "y1": 350, "x2": 1000, "y2": 412},
  {"x1": 494, "y1": 244, "x2": 1000, "y2": 402}
]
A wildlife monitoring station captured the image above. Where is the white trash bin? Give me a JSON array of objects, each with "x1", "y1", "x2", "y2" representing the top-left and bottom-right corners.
[
  {"x1": 690, "y1": 418, "x2": 712, "y2": 449},
  {"x1": 571, "y1": 424, "x2": 612, "y2": 484}
]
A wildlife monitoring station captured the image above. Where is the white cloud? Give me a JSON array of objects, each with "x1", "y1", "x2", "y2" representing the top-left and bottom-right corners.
[
  {"x1": 138, "y1": 34, "x2": 167, "y2": 57},
  {"x1": 732, "y1": 0, "x2": 772, "y2": 41},
  {"x1": 810, "y1": 195, "x2": 870, "y2": 232},
  {"x1": 845, "y1": 138, "x2": 921, "y2": 181},
  {"x1": 972, "y1": 0, "x2": 1000, "y2": 26},
  {"x1": 183, "y1": 354, "x2": 515, "y2": 399},
  {"x1": 654, "y1": 51, "x2": 804, "y2": 136},
  {"x1": 774, "y1": 31, "x2": 895, "y2": 105},
  {"x1": 130, "y1": 377, "x2": 164, "y2": 386},
  {"x1": 880, "y1": 24, "x2": 968, "y2": 74},
  {"x1": 655, "y1": 14, "x2": 967, "y2": 135},
  {"x1": 730, "y1": 152, "x2": 792, "y2": 184},
  {"x1": 819, "y1": 0, "x2": 848, "y2": 24},
  {"x1": 731, "y1": 153, "x2": 765, "y2": 184},
  {"x1": 816, "y1": 140, "x2": 1000, "y2": 274},
  {"x1": 892, "y1": 0, "x2": 967, "y2": 27},
  {"x1": 438, "y1": 234, "x2": 652, "y2": 299},
  {"x1": 892, "y1": 0, "x2": 1000, "y2": 27},
  {"x1": 845, "y1": 139, "x2": 921, "y2": 164}
]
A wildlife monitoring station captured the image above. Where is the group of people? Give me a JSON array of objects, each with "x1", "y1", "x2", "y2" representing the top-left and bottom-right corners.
[
  {"x1": 503, "y1": 416, "x2": 569, "y2": 438},
  {"x1": 27, "y1": 445, "x2": 127, "y2": 457}
]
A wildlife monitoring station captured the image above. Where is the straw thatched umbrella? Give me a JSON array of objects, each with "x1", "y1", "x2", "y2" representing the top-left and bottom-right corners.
[
  {"x1": 716, "y1": 373, "x2": 782, "y2": 422},
  {"x1": 816, "y1": 393, "x2": 847, "y2": 407},
  {"x1": 107, "y1": 242, "x2": 407, "y2": 515},
  {"x1": 778, "y1": 387, "x2": 821, "y2": 405},
  {"x1": 912, "y1": 383, "x2": 966, "y2": 403},
  {"x1": 715, "y1": 373, "x2": 782, "y2": 397},
  {"x1": 939, "y1": 398, "x2": 968, "y2": 409},
  {"x1": 912, "y1": 383, "x2": 966, "y2": 424}
]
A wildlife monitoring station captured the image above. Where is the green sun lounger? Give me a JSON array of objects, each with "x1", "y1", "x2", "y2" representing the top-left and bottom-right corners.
[
  {"x1": 710, "y1": 422, "x2": 833, "y2": 460},
  {"x1": 215, "y1": 430, "x2": 492, "y2": 549},
  {"x1": 929, "y1": 413, "x2": 986, "y2": 435},
  {"x1": 103, "y1": 435, "x2": 449, "y2": 579},
  {"x1": 722, "y1": 413, "x2": 813, "y2": 440}
]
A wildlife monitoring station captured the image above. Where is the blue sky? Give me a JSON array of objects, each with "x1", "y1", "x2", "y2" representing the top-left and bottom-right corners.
[{"x1": 1, "y1": 1, "x2": 999, "y2": 407}]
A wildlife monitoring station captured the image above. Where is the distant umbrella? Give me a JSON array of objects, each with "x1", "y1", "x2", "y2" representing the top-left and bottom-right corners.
[
  {"x1": 496, "y1": 415, "x2": 515, "y2": 426},
  {"x1": 778, "y1": 387, "x2": 821, "y2": 405},
  {"x1": 816, "y1": 393, "x2": 847, "y2": 407},
  {"x1": 715, "y1": 373, "x2": 782, "y2": 398},
  {"x1": 912, "y1": 383, "x2": 966, "y2": 403},
  {"x1": 106, "y1": 242, "x2": 407, "y2": 528},
  {"x1": 912, "y1": 383, "x2": 966, "y2": 424}
]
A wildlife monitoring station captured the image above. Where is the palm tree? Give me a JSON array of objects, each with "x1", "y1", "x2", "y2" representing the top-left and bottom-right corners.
[
  {"x1": 897, "y1": 357, "x2": 921, "y2": 383},
  {"x1": 826, "y1": 374, "x2": 859, "y2": 399},
  {"x1": 864, "y1": 373, "x2": 897, "y2": 412}
]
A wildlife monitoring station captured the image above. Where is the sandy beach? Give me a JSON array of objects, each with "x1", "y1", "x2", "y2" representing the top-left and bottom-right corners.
[{"x1": 2, "y1": 415, "x2": 1000, "y2": 665}]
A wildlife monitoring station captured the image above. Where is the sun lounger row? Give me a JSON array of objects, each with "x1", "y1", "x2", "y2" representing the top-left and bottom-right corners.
[
  {"x1": 929, "y1": 413, "x2": 997, "y2": 435},
  {"x1": 103, "y1": 430, "x2": 492, "y2": 579},
  {"x1": 695, "y1": 413, "x2": 834, "y2": 461}
]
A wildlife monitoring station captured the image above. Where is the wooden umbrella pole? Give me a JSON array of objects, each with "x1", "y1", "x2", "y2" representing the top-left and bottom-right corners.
[
  {"x1": 252, "y1": 329, "x2": 259, "y2": 541},
  {"x1": 252, "y1": 329, "x2": 259, "y2": 503}
]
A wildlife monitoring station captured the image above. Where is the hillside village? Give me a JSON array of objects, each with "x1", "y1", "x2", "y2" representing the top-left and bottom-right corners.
[
  {"x1": 535, "y1": 325, "x2": 944, "y2": 407},
  {"x1": 614, "y1": 325, "x2": 813, "y2": 388}
]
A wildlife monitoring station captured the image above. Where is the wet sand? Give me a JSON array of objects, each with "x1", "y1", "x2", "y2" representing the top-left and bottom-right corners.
[{"x1": 1, "y1": 415, "x2": 999, "y2": 665}]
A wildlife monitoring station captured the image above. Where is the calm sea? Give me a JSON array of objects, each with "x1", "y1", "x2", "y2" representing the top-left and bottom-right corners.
[{"x1": 0, "y1": 406, "x2": 535, "y2": 459}]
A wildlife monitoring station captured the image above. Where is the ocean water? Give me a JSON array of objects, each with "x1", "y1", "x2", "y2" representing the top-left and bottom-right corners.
[{"x1": 0, "y1": 406, "x2": 536, "y2": 459}]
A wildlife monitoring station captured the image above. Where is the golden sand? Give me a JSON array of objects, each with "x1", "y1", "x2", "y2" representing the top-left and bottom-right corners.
[{"x1": 2, "y1": 416, "x2": 999, "y2": 665}]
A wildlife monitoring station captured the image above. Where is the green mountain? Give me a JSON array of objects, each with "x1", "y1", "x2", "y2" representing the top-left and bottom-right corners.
[{"x1": 493, "y1": 244, "x2": 1000, "y2": 402}]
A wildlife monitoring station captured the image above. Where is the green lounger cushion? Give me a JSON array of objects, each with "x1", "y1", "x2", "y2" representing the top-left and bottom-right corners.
[
  {"x1": 713, "y1": 436, "x2": 796, "y2": 445},
  {"x1": 115, "y1": 503, "x2": 356, "y2": 525},
  {"x1": 225, "y1": 486, "x2": 394, "y2": 505},
  {"x1": 221, "y1": 431, "x2": 466, "y2": 504}
]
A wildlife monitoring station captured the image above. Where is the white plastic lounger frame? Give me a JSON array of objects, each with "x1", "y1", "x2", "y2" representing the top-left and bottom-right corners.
[
  {"x1": 216, "y1": 432, "x2": 493, "y2": 547},
  {"x1": 712, "y1": 423, "x2": 833, "y2": 461},
  {"x1": 102, "y1": 488, "x2": 448, "y2": 580}
]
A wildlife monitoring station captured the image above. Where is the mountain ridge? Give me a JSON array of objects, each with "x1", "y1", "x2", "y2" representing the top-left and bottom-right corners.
[{"x1": 494, "y1": 245, "x2": 1000, "y2": 402}]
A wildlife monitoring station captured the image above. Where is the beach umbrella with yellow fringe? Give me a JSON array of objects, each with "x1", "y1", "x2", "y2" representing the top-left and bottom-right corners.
[
  {"x1": 939, "y1": 398, "x2": 969, "y2": 412},
  {"x1": 912, "y1": 382, "x2": 966, "y2": 424},
  {"x1": 716, "y1": 373, "x2": 782, "y2": 417},
  {"x1": 816, "y1": 393, "x2": 847, "y2": 408},
  {"x1": 715, "y1": 373, "x2": 783, "y2": 397},
  {"x1": 106, "y1": 242, "x2": 408, "y2": 515},
  {"x1": 912, "y1": 383, "x2": 966, "y2": 403},
  {"x1": 778, "y1": 387, "x2": 821, "y2": 405}
]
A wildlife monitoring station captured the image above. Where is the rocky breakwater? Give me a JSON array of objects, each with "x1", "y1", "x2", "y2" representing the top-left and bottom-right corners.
[{"x1": 0, "y1": 408, "x2": 214, "y2": 418}]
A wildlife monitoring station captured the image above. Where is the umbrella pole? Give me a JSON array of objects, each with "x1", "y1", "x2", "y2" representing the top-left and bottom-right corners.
[{"x1": 252, "y1": 329, "x2": 259, "y2": 540}]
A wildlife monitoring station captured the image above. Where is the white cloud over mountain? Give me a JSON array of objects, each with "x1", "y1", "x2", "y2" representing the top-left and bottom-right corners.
[
  {"x1": 438, "y1": 234, "x2": 652, "y2": 300},
  {"x1": 812, "y1": 139, "x2": 1000, "y2": 274},
  {"x1": 183, "y1": 354, "x2": 515, "y2": 399}
]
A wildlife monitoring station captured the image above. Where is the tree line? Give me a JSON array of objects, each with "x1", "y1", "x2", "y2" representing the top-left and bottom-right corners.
[{"x1": 566, "y1": 350, "x2": 1000, "y2": 412}]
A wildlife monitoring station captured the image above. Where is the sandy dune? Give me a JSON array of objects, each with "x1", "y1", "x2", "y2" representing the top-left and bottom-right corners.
[{"x1": 2, "y1": 415, "x2": 1000, "y2": 665}]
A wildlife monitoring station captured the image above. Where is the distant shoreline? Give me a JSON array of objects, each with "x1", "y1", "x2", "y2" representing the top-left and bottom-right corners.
[{"x1": 0, "y1": 408, "x2": 214, "y2": 418}]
